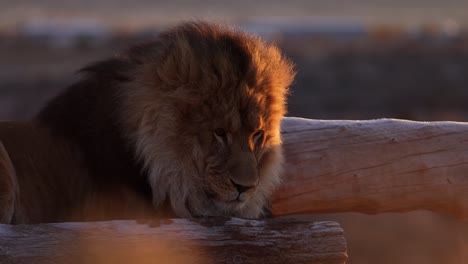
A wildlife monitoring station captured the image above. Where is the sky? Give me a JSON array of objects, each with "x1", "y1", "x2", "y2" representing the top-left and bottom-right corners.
[{"x1": 1, "y1": 0, "x2": 467, "y2": 31}]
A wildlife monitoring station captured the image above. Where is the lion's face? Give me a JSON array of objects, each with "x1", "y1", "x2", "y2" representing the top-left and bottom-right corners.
[
  {"x1": 196, "y1": 102, "x2": 284, "y2": 217},
  {"x1": 121, "y1": 22, "x2": 294, "y2": 218},
  {"x1": 205, "y1": 127, "x2": 264, "y2": 206}
]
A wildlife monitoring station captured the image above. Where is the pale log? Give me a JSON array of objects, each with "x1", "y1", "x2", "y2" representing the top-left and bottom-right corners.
[
  {"x1": 273, "y1": 117, "x2": 468, "y2": 219},
  {"x1": 0, "y1": 218, "x2": 347, "y2": 264}
]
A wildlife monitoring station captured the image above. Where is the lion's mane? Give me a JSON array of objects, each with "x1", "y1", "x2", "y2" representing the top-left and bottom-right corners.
[{"x1": 1, "y1": 22, "x2": 294, "y2": 223}]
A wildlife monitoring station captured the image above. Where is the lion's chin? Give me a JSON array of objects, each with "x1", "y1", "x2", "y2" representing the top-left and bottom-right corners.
[
  {"x1": 213, "y1": 197, "x2": 251, "y2": 216},
  {"x1": 207, "y1": 189, "x2": 251, "y2": 206},
  {"x1": 192, "y1": 189, "x2": 260, "y2": 217},
  {"x1": 184, "y1": 193, "x2": 263, "y2": 218}
]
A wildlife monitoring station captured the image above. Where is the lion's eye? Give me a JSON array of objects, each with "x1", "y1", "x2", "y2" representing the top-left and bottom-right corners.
[
  {"x1": 214, "y1": 128, "x2": 227, "y2": 145},
  {"x1": 253, "y1": 130, "x2": 264, "y2": 146}
]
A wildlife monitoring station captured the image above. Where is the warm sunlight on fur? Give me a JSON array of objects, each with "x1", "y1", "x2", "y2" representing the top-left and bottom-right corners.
[
  {"x1": 0, "y1": 21, "x2": 295, "y2": 223},
  {"x1": 119, "y1": 22, "x2": 295, "y2": 218}
]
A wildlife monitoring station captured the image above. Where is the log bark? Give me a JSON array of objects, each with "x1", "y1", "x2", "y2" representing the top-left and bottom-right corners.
[
  {"x1": 273, "y1": 117, "x2": 468, "y2": 219},
  {"x1": 0, "y1": 218, "x2": 347, "y2": 264}
]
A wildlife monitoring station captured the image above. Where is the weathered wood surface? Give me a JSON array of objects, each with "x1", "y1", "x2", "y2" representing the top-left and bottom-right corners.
[
  {"x1": 0, "y1": 217, "x2": 347, "y2": 264},
  {"x1": 273, "y1": 117, "x2": 468, "y2": 219}
]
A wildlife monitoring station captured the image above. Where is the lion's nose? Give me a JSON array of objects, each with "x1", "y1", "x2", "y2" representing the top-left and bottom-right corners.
[{"x1": 231, "y1": 179, "x2": 255, "y2": 194}]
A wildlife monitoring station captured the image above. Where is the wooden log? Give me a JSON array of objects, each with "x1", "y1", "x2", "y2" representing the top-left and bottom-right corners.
[
  {"x1": 0, "y1": 217, "x2": 347, "y2": 264},
  {"x1": 273, "y1": 117, "x2": 468, "y2": 219}
]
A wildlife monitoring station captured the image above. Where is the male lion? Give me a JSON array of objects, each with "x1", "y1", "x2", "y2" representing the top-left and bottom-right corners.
[{"x1": 0, "y1": 22, "x2": 294, "y2": 223}]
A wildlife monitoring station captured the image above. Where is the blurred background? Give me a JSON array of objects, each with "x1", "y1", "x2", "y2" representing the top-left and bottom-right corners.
[{"x1": 2, "y1": 0, "x2": 468, "y2": 263}]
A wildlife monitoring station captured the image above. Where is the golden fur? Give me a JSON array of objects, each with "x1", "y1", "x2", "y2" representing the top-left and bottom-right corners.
[{"x1": 0, "y1": 22, "x2": 294, "y2": 223}]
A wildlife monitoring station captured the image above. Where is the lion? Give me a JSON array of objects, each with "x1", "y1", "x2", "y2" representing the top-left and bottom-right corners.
[{"x1": 0, "y1": 22, "x2": 295, "y2": 224}]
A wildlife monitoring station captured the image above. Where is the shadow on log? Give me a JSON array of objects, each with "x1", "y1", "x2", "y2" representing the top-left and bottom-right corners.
[{"x1": 0, "y1": 217, "x2": 347, "y2": 264}]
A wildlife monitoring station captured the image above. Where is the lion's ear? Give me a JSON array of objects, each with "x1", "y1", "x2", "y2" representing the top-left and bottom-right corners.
[{"x1": 0, "y1": 141, "x2": 18, "y2": 224}]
